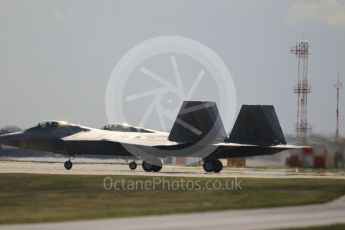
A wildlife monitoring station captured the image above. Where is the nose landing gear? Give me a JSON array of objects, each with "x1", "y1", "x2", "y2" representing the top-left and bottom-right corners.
[
  {"x1": 64, "y1": 160, "x2": 73, "y2": 170},
  {"x1": 129, "y1": 161, "x2": 137, "y2": 170},
  {"x1": 64, "y1": 154, "x2": 74, "y2": 170}
]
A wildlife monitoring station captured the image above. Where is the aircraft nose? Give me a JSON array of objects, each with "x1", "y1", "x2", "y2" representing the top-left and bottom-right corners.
[{"x1": 0, "y1": 132, "x2": 22, "y2": 147}]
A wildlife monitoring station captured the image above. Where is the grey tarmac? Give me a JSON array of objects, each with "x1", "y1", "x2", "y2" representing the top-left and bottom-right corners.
[{"x1": 0, "y1": 160, "x2": 344, "y2": 179}]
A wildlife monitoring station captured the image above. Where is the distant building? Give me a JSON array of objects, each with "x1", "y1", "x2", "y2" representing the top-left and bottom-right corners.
[{"x1": 286, "y1": 140, "x2": 345, "y2": 169}]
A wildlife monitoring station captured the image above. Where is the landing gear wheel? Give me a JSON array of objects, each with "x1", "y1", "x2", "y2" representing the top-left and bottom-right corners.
[
  {"x1": 203, "y1": 159, "x2": 223, "y2": 173},
  {"x1": 142, "y1": 161, "x2": 153, "y2": 172},
  {"x1": 64, "y1": 160, "x2": 73, "y2": 170},
  {"x1": 152, "y1": 165, "x2": 162, "y2": 172},
  {"x1": 129, "y1": 161, "x2": 137, "y2": 170},
  {"x1": 213, "y1": 159, "x2": 223, "y2": 173},
  {"x1": 203, "y1": 160, "x2": 214, "y2": 173}
]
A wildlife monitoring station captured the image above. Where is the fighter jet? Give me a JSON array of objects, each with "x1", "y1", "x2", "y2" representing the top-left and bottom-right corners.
[{"x1": 0, "y1": 101, "x2": 306, "y2": 173}]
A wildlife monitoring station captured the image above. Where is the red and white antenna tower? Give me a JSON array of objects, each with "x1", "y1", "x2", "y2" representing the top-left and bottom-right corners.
[
  {"x1": 335, "y1": 74, "x2": 342, "y2": 141},
  {"x1": 291, "y1": 40, "x2": 311, "y2": 140}
]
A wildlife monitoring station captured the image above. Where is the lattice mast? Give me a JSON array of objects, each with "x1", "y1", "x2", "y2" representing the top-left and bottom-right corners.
[
  {"x1": 290, "y1": 40, "x2": 311, "y2": 138},
  {"x1": 335, "y1": 74, "x2": 342, "y2": 141}
]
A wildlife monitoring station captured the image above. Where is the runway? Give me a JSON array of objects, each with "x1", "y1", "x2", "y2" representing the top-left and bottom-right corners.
[
  {"x1": 1, "y1": 160, "x2": 345, "y2": 229},
  {"x1": 0, "y1": 160, "x2": 345, "y2": 179},
  {"x1": 1, "y1": 195, "x2": 344, "y2": 230}
]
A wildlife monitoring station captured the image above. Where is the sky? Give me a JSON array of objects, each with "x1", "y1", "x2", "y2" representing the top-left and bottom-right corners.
[{"x1": 0, "y1": 0, "x2": 345, "y2": 135}]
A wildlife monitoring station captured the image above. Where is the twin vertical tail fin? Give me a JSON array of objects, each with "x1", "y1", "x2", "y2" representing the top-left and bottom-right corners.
[
  {"x1": 227, "y1": 105, "x2": 286, "y2": 145},
  {"x1": 169, "y1": 102, "x2": 286, "y2": 146},
  {"x1": 168, "y1": 101, "x2": 227, "y2": 143}
]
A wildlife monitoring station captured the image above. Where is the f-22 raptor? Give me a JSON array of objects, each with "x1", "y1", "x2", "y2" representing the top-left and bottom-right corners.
[{"x1": 0, "y1": 101, "x2": 306, "y2": 173}]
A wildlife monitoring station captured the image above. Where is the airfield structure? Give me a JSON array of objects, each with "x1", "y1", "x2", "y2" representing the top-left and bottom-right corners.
[
  {"x1": 291, "y1": 40, "x2": 311, "y2": 140},
  {"x1": 335, "y1": 75, "x2": 342, "y2": 141}
]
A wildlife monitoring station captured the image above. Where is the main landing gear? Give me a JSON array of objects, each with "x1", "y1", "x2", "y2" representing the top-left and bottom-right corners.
[
  {"x1": 128, "y1": 160, "x2": 162, "y2": 172},
  {"x1": 142, "y1": 161, "x2": 162, "y2": 172},
  {"x1": 203, "y1": 159, "x2": 223, "y2": 173}
]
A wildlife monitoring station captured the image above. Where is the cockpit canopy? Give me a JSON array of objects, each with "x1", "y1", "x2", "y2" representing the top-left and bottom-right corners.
[
  {"x1": 102, "y1": 124, "x2": 154, "y2": 133},
  {"x1": 37, "y1": 121, "x2": 69, "y2": 128}
]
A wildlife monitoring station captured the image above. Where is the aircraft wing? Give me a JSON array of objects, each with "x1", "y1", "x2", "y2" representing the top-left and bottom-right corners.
[
  {"x1": 213, "y1": 143, "x2": 257, "y2": 147},
  {"x1": 62, "y1": 130, "x2": 260, "y2": 148},
  {"x1": 62, "y1": 129, "x2": 179, "y2": 147},
  {"x1": 62, "y1": 130, "x2": 309, "y2": 150}
]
